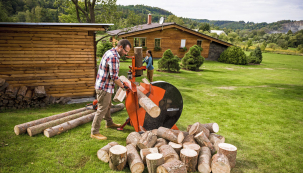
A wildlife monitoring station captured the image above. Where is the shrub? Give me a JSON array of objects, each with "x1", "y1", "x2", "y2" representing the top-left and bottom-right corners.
[
  {"x1": 142, "y1": 46, "x2": 147, "y2": 51},
  {"x1": 249, "y1": 47, "x2": 263, "y2": 64},
  {"x1": 158, "y1": 49, "x2": 180, "y2": 72},
  {"x1": 97, "y1": 41, "x2": 113, "y2": 57},
  {"x1": 120, "y1": 55, "x2": 128, "y2": 61},
  {"x1": 181, "y1": 45, "x2": 205, "y2": 71},
  {"x1": 218, "y1": 46, "x2": 247, "y2": 65},
  {"x1": 154, "y1": 46, "x2": 161, "y2": 51}
]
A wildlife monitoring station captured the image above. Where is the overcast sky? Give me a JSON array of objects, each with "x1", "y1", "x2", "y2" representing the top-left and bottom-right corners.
[{"x1": 116, "y1": 0, "x2": 303, "y2": 23}]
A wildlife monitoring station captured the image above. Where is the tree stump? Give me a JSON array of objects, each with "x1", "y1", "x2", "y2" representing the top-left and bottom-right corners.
[
  {"x1": 211, "y1": 153, "x2": 231, "y2": 173},
  {"x1": 140, "y1": 147, "x2": 158, "y2": 164},
  {"x1": 97, "y1": 142, "x2": 119, "y2": 162},
  {"x1": 126, "y1": 131, "x2": 142, "y2": 149},
  {"x1": 189, "y1": 122, "x2": 210, "y2": 138},
  {"x1": 209, "y1": 133, "x2": 225, "y2": 152},
  {"x1": 157, "y1": 127, "x2": 184, "y2": 144},
  {"x1": 109, "y1": 145, "x2": 128, "y2": 171},
  {"x1": 158, "y1": 145, "x2": 179, "y2": 163},
  {"x1": 194, "y1": 131, "x2": 216, "y2": 154},
  {"x1": 168, "y1": 142, "x2": 182, "y2": 155},
  {"x1": 146, "y1": 153, "x2": 164, "y2": 173},
  {"x1": 198, "y1": 146, "x2": 211, "y2": 173},
  {"x1": 138, "y1": 131, "x2": 157, "y2": 149},
  {"x1": 157, "y1": 159, "x2": 187, "y2": 173},
  {"x1": 183, "y1": 142, "x2": 200, "y2": 154},
  {"x1": 126, "y1": 144, "x2": 145, "y2": 173},
  {"x1": 154, "y1": 138, "x2": 167, "y2": 149},
  {"x1": 218, "y1": 143, "x2": 237, "y2": 168},
  {"x1": 180, "y1": 148, "x2": 198, "y2": 172},
  {"x1": 202, "y1": 123, "x2": 219, "y2": 133}
]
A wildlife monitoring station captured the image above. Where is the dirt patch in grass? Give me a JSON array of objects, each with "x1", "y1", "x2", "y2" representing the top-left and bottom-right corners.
[
  {"x1": 225, "y1": 68, "x2": 234, "y2": 70},
  {"x1": 217, "y1": 85, "x2": 270, "y2": 90}
]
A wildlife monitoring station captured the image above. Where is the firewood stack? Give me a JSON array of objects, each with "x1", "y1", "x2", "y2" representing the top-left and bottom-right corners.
[
  {"x1": 98, "y1": 122, "x2": 237, "y2": 173},
  {"x1": 0, "y1": 78, "x2": 71, "y2": 110}
]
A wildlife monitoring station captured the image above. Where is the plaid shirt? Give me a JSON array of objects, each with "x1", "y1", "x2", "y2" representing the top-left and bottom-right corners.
[{"x1": 95, "y1": 48, "x2": 120, "y2": 93}]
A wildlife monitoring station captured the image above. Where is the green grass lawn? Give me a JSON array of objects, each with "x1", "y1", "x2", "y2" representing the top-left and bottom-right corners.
[{"x1": 1, "y1": 53, "x2": 303, "y2": 173}]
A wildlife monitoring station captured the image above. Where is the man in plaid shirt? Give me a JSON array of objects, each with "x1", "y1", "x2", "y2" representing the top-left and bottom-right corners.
[{"x1": 91, "y1": 39, "x2": 131, "y2": 140}]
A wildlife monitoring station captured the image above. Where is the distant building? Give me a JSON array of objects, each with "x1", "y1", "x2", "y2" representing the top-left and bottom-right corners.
[{"x1": 210, "y1": 30, "x2": 227, "y2": 36}]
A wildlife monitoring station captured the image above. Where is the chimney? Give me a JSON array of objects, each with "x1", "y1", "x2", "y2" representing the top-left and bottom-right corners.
[{"x1": 147, "y1": 13, "x2": 152, "y2": 25}]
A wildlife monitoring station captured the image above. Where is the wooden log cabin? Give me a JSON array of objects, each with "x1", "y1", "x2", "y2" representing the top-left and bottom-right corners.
[
  {"x1": 107, "y1": 14, "x2": 232, "y2": 60},
  {"x1": 0, "y1": 22, "x2": 112, "y2": 98}
]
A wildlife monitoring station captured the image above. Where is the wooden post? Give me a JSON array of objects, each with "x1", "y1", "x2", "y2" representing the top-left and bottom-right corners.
[
  {"x1": 180, "y1": 148, "x2": 198, "y2": 172},
  {"x1": 134, "y1": 47, "x2": 143, "y2": 76},
  {"x1": 109, "y1": 145, "x2": 128, "y2": 171},
  {"x1": 126, "y1": 144, "x2": 145, "y2": 173},
  {"x1": 97, "y1": 142, "x2": 119, "y2": 163},
  {"x1": 218, "y1": 143, "x2": 237, "y2": 169},
  {"x1": 146, "y1": 153, "x2": 164, "y2": 173}
]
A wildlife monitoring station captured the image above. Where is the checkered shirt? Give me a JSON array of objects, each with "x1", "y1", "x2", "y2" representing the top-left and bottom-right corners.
[{"x1": 95, "y1": 48, "x2": 120, "y2": 93}]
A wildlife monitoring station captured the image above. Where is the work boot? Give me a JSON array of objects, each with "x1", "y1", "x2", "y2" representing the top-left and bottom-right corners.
[
  {"x1": 91, "y1": 133, "x2": 107, "y2": 140},
  {"x1": 106, "y1": 123, "x2": 122, "y2": 128}
]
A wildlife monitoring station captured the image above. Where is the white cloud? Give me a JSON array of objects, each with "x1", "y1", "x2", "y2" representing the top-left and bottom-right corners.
[{"x1": 116, "y1": 0, "x2": 303, "y2": 23}]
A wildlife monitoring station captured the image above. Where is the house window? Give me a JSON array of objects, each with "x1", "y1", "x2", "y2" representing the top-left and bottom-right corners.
[
  {"x1": 134, "y1": 37, "x2": 146, "y2": 47},
  {"x1": 155, "y1": 38, "x2": 161, "y2": 47},
  {"x1": 197, "y1": 40, "x2": 202, "y2": 47},
  {"x1": 181, "y1": 39, "x2": 186, "y2": 48}
]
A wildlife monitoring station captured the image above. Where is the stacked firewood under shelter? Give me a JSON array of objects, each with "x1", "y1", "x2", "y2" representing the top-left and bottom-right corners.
[
  {"x1": 98, "y1": 122, "x2": 237, "y2": 173},
  {"x1": 0, "y1": 78, "x2": 71, "y2": 110}
]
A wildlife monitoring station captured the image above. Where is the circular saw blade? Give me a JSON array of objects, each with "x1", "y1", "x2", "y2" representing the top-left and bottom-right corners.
[{"x1": 143, "y1": 81, "x2": 183, "y2": 130}]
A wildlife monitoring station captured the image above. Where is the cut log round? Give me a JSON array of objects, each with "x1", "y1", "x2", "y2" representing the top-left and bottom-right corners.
[
  {"x1": 183, "y1": 142, "x2": 200, "y2": 154},
  {"x1": 126, "y1": 144, "x2": 145, "y2": 173},
  {"x1": 168, "y1": 142, "x2": 182, "y2": 155},
  {"x1": 198, "y1": 146, "x2": 211, "y2": 173},
  {"x1": 218, "y1": 143, "x2": 237, "y2": 169},
  {"x1": 17, "y1": 86, "x2": 27, "y2": 101},
  {"x1": 43, "y1": 103, "x2": 124, "y2": 138},
  {"x1": 182, "y1": 134, "x2": 197, "y2": 144},
  {"x1": 97, "y1": 142, "x2": 119, "y2": 163},
  {"x1": 126, "y1": 131, "x2": 142, "y2": 148},
  {"x1": 27, "y1": 109, "x2": 95, "y2": 136},
  {"x1": 158, "y1": 144, "x2": 179, "y2": 163},
  {"x1": 140, "y1": 147, "x2": 158, "y2": 164},
  {"x1": 23, "y1": 90, "x2": 33, "y2": 102},
  {"x1": 202, "y1": 123, "x2": 219, "y2": 133},
  {"x1": 154, "y1": 138, "x2": 167, "y2": 149},
  {"x1": 211, "y1": 153, "x2": 231, "y2": 173},
  {"x1": 209, "y1": 133, "x2": 225, "y2": 152},
  {"x1": 180, "y1": 148, "x2": 198, "y2": 172},
  {"x1": 138, "y1": 131, "x2": 157, "y2": 149},
  {"x1": 14, "y1": 107, "x2": 88, "y2": 135},
  {"x1": 194, "y1": 131, "x2": 216, "y2": 155},
  {"x1": 157, "y1": 127, "x2": 184, "y2": 144},
  {"x1": 146, "y1": 153, "x2": 164, "y2": 173},
  {"x1": 109, "y1": 145, "x2": 128, "y2": 171},
  {"x1": 120, "y1": 76, "x2": 160, "y2": 118},
  {"x1": 113, "y1": 87, "x2": 126, "y2": 102},
  {"x1": 156, "y1": 159, "x2": 187, "y2": 173},
  {"x1": 189, "y1": 122, "x2": 210, "y2": 138}
]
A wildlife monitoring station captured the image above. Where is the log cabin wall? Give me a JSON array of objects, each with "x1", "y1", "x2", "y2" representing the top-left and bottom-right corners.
[{"x1": 0, "y1": 25, "x2": 104, "y2": 98}]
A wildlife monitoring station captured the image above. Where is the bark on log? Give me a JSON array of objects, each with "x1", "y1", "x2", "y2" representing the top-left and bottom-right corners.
[
  {"x1": 202, "y1": 123, "x2": 219, "y2": 133},
  {"x1": 209, "y1": 133, "x2": 225, "y2": 152},
  {"x1": 14, "y1": 107, "x2": 88, "y2": 135},
  {"x1": 187, "y1": 125, "x2": 192, "y2": 132},
  {"x1": 158, "y1": 145, "x2": 179, "y2": 163},
  {"x1": 126, "y1": 144, "x2": 145, "y2": 173},
  {"x1": 17, "y1": 86, "x2": 27, "y2": 101},
  {"x1": 113, "y1": 87, "x2": 126, "y2": 102},
  {"x1": 126, "y1": 131, "x2": 142, "y2": 148},
  {"x1": 0, "y1": 82, "x2": 9, "y2": 92},
  {"x1": 140, "y1": 147, "x2": 158, "y2": 164},
  {"x1": 218, "y1": 143, "x2": 237, "y2": 169},
  {"x1": 6, "y1": 86, "x2": 19, "y2": 99},
  {"x1": 182, "y1": 134, "x2": 197, "y2": 144},
  {"x1": 27, "y1": 109, "x2": 95, "y2": 136},
  {"x1": 168, "y1": 142, "x2": 182, "y2": 155},
  {"x1": 189, "y1": 122, "x2": 210, "y2": 138},
  {"x1": 138, "y1": 131, "x2": 157, "y2": 149},
  {"x1": 97, "y1": 142, "x2": 119, "y2": 163},
  {"x1": 109, "y1": 145, "x2": 128, "y2": 171},
  {"x1": 0, "y1": 78, "x2": 5, "y2": 86},
  {"x1": 146, "y1": 153, "x2": 164, "y2": 173},
  {"x1": 194, "y1": 131, "x2": 216, "y2": 155},
  {"x1": 23, "y1": 90, "x2": 33, "y2": 102},
  {"x1": 183, "y1": 142, "x2": 200, "y2": 154},
  {"x1": 44, "y1": 104, "x2": 124, "y2": 138},
  {"x1": 154, "y1": 138, "x2": 168, "y2": 149},
  {"x1": 120, "y1": 75, "x2": 161, "y2": 118},
  {"x1": 211, "y1": 153, "x2": 231, "y2": 173},
  {"x1": 157, "y1": 127, "x2": 184, "y2": 144},
  {"x1": 156, "y1": 159, "x2": 187, "y2": 173},
  {"x1": 198, "y1": 146, "x2": 211, "y2": 173},
  {"x1": 134, "y1": 47, "x2": 143, "y2": 76},
  {"x1": 180, "y1": 148, "x2": 198, "y2": 172},
  {"x1": 34, "y1": 86, "x2": 46, "y2": 98}
]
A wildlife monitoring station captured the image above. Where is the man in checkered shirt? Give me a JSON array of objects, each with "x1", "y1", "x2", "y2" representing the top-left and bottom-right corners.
[{"x1": 91, "y1": 39, "x2": 131, "y2": 140}]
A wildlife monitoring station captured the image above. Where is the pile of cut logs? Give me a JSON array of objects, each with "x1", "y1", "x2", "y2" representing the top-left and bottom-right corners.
[
  {"x1": 0, "y1": 78, "x2": 70, "y2": 110},
  {"x1": 98, "y1": 122, "x2": 237, "y2": 173}
]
